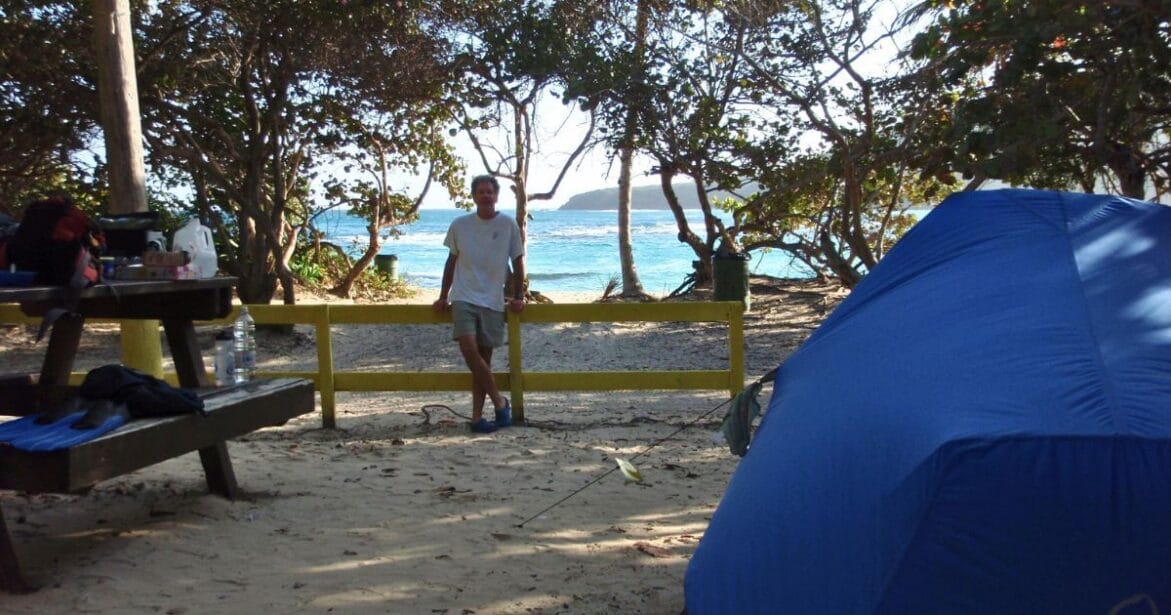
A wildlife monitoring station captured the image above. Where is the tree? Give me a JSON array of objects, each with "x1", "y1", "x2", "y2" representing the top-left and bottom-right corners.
[
  {"x1": 316, "y1": 103, "x2": 464, "y2": 298},
  {"x1": 453, "y1": 1, "x2": 598, "y2": 250},
  {"x1": 609, "y1": 1, "x2": 654, "y2": 299},
  {"x1": 734, "y1": 150, "x2": 934, "y2": 282},
  {"x1": 594, "y1": 0, "x2": 657, "y2": 299},
  {"x1": 0, "y1": 2, "x2": 102, "y2": 210},
  {"x1": 136, "y1": 0, "x2": 456, "y2": 303},
  {"x1": 718, "y1": 0, "x2": 944, "y2": 286},
  {"x1": 906, "y1": 0, "x2": 1171, "y2": 199},
  {"x1": 628, "y1": 4, "x2": 761, "y2": 286}
]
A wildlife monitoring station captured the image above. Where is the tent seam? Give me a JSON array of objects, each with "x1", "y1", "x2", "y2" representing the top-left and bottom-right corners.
[
  {"x1": 871, "y1": 451, "x2": 946, "y2": 611},
  {"x1": 1060, "y1": 192, "x2": 1127, "y2": 435}
]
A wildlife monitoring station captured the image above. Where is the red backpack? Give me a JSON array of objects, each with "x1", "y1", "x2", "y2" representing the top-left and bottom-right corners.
[
  {"x1": 1, "y1": 196, "x2": 105, "y2": 340},
  {"x1": 3, "y1": 196, "x2": 104, "y2": 286}
]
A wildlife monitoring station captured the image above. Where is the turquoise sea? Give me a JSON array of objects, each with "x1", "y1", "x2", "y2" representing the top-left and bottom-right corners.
[{"x1": 319, "y1": 208, "x2": 815, "y2": 295}]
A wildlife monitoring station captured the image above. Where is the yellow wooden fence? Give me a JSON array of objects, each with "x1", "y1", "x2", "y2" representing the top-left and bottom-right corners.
[{"x1": 0, "y1": 301, "x2": 745, "y2": 428}]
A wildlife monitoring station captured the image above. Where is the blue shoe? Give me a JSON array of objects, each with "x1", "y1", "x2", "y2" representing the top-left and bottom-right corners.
[
  {"x1": 495, "y1": 400, "x2": 512, "y2": 428},
  {"x1": 470, "y1": 418, "x2": 498, "y2": 434}
]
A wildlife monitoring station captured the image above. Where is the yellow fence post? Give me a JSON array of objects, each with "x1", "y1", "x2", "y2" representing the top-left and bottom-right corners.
[
  {"x1": 315, "y1": 305, "x2": 335, "y2": 428},
  {"x1": 727, "y1": 302, "x2": 745, "y2": 397},
  {"x1": 507, "y1": 310, "x2": 524, "y2": 423},
  {"x1": 246, "y1": 303, "x2": 331, "y2": 427}
]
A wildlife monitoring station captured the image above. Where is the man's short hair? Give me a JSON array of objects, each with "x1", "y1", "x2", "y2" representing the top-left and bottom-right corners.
[{"x1": 471, "y1": 174, "x2": 499, "y2": 194}]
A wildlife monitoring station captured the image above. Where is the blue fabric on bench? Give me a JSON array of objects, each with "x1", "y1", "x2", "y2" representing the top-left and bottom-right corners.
[{"x1": 0, "y1": 409, "x2": 127, "y2": 452}]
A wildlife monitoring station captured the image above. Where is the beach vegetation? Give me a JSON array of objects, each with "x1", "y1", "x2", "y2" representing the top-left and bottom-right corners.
[
  {"x1": 0, "y1": 3, "x2": 101, "y2": 210},
  {"x1": 599, "y1": 275, "x2": 620, "y2": 301},
  {"x1": 290, "y1": 253, "x2": 326, "y2": 287},
  {"x1": 292, "y1": 229, "x2": 414, "y2": 301},
  {"x1": 568, "y1": 0, "x2": 756, "y2": 288},
  {"x1": 903, "y1": 0, "x2": 1171, "y2": 200},
  {"x1": 1, "y1": 0, "x2": 1169, "y2": 300},
  {"x1": 449, "y1": 2, "x2": 601, "y2": 248},
  {"x1": 132, "y1": 0, "x2": 462, "y2": 304}
]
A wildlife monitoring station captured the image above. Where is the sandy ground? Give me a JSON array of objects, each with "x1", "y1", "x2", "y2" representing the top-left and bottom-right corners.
[{"x1": 0, "y1": 277, "x2": 844, "y2": 614}]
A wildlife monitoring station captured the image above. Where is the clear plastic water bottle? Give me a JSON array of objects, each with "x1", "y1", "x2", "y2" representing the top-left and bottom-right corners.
[
  {"x1": 214, "y1": 330, "x2": 235, "y2": 386},
  {"x1": 233, "y1": 305, "x2": 256, "y2": 383}
]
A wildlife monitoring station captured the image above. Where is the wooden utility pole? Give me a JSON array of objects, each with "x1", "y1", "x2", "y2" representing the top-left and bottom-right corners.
[
  {"x1": 93, "y1": 0, "x2": 147, "y2": 213},
  {"x1": 92, "y1": 0, "x2": 163, "y2": 375}
]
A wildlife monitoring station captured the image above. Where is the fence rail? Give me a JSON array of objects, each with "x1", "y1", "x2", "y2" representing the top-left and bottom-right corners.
[{"x1": 0, "y1": 301, "x2": 745, "y2": 428}]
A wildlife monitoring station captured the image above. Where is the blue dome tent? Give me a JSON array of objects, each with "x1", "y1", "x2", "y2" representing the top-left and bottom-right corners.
[{"x1": 685, "y1": 190, "x2": 1171, "y2": 613}]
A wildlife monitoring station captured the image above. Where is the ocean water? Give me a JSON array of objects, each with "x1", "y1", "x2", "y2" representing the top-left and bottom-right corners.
[{"x1": 318, "y1": 208, "x2": 814, "y2": 295}]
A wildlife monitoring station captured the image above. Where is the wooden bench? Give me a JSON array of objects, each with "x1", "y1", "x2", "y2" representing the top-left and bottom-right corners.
[
  {"x1": 0, "y1": 279, "x2": 318, "y2": 592},
  {"x1": 0, "y1": 377, "x2": 315, "y2": 592}
]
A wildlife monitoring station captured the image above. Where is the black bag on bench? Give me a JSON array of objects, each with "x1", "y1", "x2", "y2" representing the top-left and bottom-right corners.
[{"x1": 80, "y1": 365, "x2": 206, "y2": 418}]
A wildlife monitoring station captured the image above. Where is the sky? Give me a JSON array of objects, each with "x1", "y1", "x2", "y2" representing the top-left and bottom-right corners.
[
  {"x1": 417, "y1": 98, "x2": 659, "y2": 211},
  {"x1": 433, "y1": 0, "x2": 913, "y2": 212}
]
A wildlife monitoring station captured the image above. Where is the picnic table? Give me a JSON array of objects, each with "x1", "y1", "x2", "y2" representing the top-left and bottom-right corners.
[{"x1": 0, "y1": 278, "x2": 315, "y2": 592}]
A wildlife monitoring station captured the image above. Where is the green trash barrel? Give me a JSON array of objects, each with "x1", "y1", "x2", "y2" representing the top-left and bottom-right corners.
[
  {"x1": 375, "y1": 254, "x2": 398, "y2": 278},
  {"x1": 713, "y1": 251, "x2": 751, "y2": 311}
]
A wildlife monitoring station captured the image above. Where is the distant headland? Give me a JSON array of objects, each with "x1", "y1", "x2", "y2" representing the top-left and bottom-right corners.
[{"x1": 560, "y1": 184, "x2": 749, "y2": 210}]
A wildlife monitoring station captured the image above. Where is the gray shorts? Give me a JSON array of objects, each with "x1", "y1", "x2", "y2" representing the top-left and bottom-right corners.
[{"x1": 451, "y1": 301, "x2": 507, "y2": 348}]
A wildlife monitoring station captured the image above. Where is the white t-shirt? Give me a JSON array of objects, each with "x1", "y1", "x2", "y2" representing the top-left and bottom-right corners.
[{"x1": 443, "y1": 212, "x2": 524, "y2": 311}]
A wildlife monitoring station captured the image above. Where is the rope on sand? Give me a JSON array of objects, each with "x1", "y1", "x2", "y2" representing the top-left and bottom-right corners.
[
  {"x1": 515, "y1": 386, "x2": 749, "y2": 529},
  {"x1": 419, "y1": 404, "x2": 469, "y2": 424},
  {"x1": 418, "y1": 368, "x2": 779, "y2": 529},
  {"x1": 419, "y1": 405, "x2": 718, "y2": 432}
]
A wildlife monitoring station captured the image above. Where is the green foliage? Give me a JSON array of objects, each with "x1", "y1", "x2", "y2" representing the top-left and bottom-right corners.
[
  {"x1": 6, "y1": 0, "x2": 1168, "y2": 301},
  {"x1": 575, "y1": 2, "x2": 774, "y2": 284},
  {"x1": 906, "y1": 0, "x2": 1171, "y2": 198},
  {"x1": 4, "y1": 171, "x2": 105, "y2": 217},
  {"x1": 354, "y1": 267, "x2": 414, "y2": 302},
  {"x1": 291, "y1": 234, "x2": 412, "y2": 301},
  {"x1": 0, "y1": 2, "x2": 101, "y2": 212},
  {"x1": 704, "y1": 0, "x2": 949, "y2": 285},
  {"x1": 734, "y1": 148, "x2": 940, "y2": 282},
  {"x1": 600, "y1": 275, "x2": 620, "y2": 300},
  {"x1": 133, "y1": 0, "x2": 461, "y2": 302},
  {"x1": 452, "y1": 1, "x2": 603, "y2": 221},
  {"x1": 290, "y1": 254, "x2": 326, "y2": 286}
]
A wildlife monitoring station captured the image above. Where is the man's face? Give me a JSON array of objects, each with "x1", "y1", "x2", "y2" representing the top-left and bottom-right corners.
[{"x1": 473, "y1": 182, "x2": 498, "y2": 211}]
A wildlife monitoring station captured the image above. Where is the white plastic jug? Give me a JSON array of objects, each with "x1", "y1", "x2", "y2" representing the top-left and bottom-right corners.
[{"x1": 172, "y1": 218, "x2": 218, "y2": 279}]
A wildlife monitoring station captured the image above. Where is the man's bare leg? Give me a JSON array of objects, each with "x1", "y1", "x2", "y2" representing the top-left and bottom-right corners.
[{"x1": 457, "y1": 334, "x2": 503, "y2": 422}]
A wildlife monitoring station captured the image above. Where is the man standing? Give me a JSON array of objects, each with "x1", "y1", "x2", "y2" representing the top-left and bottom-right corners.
[{"x1": 432, "y1": 175, "x2": 526, "y2": 433}]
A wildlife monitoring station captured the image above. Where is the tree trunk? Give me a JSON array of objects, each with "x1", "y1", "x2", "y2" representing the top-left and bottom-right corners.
[
  {"x1": 270, "y1": 120, "x2": 296, "y2": 304},
  {"x1": 616, "y1": 0, "x2": 649, "y2": 299},
  {"x1": 92, "y1": 0, "x2": 162, "y2": 377},
  {"x1": 236, "y1": 209, "x2": 277, "y2": 303},
  {"x1": 514, "y1": 178, "x2": 529, "y2": 248},
  {"x1": 92, "y1": 0, "x2": 147, "y2": 215},
  {"x1": 616, "y1": 147, "x2": 647, "y2": 297},
  {"x1": 660, "y1": 169, "x2": 712, "y2": 285},
  {"x1": 331, "y1": 197, "x2": 383, "y2": 297},
  {"x1": 331, "y1": 242, "x2": 377, "y2": 298},
  {"x1": 1108, "y1": 145, "x2": 1147, "y2": 199},
  {"x1": 818, "y1": 226, "x2": 861, "y2": 288},
  {"x1": 509, "y1": 102, "x2": 530, "y2": 248}
]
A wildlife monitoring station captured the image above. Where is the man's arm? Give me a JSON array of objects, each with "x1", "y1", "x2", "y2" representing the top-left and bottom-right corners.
[
  {"x1": 512, "y1": 255, "x2": 526, "y2": 299},
  {"x1": 508, "y1": 254, "x2": 526, "y2": 312},
  {"x1": 433, "y1": 252, "x2": 457, "y2": 311}
]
